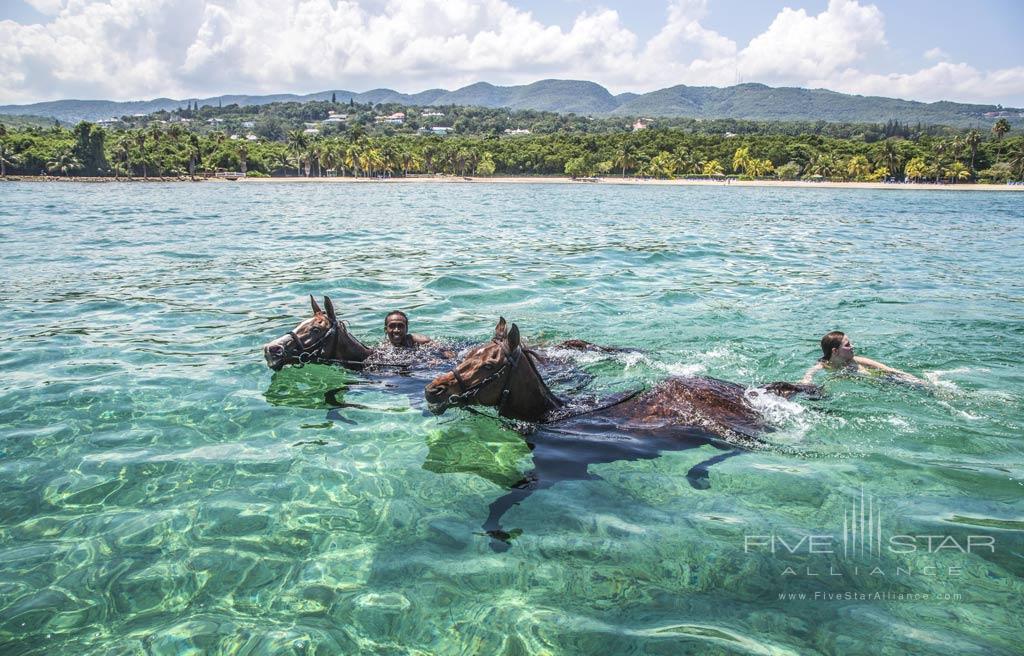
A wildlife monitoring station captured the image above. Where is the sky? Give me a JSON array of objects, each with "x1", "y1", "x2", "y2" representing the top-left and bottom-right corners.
[{"x1": 1, "y1": 0, "x2": 1023, "y2": 107}]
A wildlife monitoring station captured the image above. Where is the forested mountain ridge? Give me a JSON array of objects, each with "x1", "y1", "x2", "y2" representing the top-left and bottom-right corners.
[{"x1": 2, "y1": 79, "x2": 1020, "y2": 128}]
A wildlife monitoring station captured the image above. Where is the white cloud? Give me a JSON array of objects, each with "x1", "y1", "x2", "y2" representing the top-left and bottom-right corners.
[
  {"x1": 0, "y1": 0, "x2": 1022, "y2": 107},
  {"x1": 924, "y1": 47, "x2": 949, "y2": 61},
  {"x1": 737, "y1": 0, "x2": 886, "y2": 84},
  {"x1": 23, "y1": 0, "x2": 66, "y2": 15},
  {"x1": 824, "y1": 62, "x2": 1024, "y2": 104}
]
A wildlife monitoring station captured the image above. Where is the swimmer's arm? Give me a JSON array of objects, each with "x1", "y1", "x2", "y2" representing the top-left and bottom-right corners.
[
  {"x1": 411, "y1": 333, "x2": 455, "y2": 358},
  {"x1": 800, "y1": 362, "x2": 823, "y2": 385},
  {"x1": 854, "y1": 356, "x2": 926, "y2": 384}
]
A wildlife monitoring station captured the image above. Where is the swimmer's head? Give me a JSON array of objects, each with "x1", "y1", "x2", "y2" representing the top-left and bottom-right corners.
[
  {"x1": 385, "y1": 310, "x2": 410, "y2": 347},
  {"x1": 820, "y1": 331, "x2": 854, "y2": 363}
]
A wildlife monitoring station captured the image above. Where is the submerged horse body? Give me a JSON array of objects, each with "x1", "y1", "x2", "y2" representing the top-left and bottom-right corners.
[{"x1": 424, "y1": 318, "x2": 818, "y2": 550}]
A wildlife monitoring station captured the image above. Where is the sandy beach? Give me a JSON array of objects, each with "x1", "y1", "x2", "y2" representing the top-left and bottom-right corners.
[{"x1": 5, "y1": 174, "x2": 1022, "y2": 191}]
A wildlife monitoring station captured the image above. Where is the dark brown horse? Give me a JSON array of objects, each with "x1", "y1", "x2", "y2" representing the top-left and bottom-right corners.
[
  {"x1": 262, "y1": 296, "x2": 375, "y2": 371},
  {"x1": 424, "y1": 318, "x2": 819, "y2": 550}
]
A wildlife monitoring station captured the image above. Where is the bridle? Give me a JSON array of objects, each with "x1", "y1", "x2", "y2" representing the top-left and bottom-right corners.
[
  {"x1": 287, "y1": 318, "x2": 340, "y2": 365},
  {"x1": 445, "y1": 341, "x2": 523, "y2": 414}
]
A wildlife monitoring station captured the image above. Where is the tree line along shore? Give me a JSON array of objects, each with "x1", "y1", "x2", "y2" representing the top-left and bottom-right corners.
[{"x1": 1, "y1": 101, "x2": 1021, "y2": 183}]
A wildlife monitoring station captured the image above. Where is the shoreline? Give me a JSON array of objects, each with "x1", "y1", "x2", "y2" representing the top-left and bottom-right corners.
[{"x1": 4, "y1": 175, "x2": 1022, "y2": 191}]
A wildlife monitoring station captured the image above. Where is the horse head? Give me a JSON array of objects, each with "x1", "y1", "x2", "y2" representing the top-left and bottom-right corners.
[
  {"x1": 425, "y1": 318, "x2": 561, "y2": 421},
  {"x1": 262, "y1": 295, "x2": 372, "y2": 370}
]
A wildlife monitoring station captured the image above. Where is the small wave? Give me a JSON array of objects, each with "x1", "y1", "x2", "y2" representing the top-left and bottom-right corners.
[
  {"x1": 615, "y1": 350, "x2": 706, "y2": 376},
  {"x1": 924, "y1": 368, "x2": 966, "y2": 392},
  {"x1": 936, "y1": 399, "x2": 983, "y2": 421}
]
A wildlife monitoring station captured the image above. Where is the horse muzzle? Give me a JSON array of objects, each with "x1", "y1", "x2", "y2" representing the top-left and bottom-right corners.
[
  {"x1": 424, "y1": 383, "x2": 455, "y2": 414},
  {"x1": 263, "y1": 341, "x2": 291, "y2": 371}
]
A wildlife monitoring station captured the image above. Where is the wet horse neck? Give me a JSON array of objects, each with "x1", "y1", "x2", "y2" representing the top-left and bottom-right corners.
[
  {"x1": 499, "y1": 353, "x2": 563, "y2": 422},
  {"x1": 330, "y1": 327, "x2": 373, "y2": 363}
]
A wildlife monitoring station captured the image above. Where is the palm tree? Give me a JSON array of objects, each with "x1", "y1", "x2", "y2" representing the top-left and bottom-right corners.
[
  {"x1": 992, "y1": 118, "x2": 1011, "y2": 141},
  {"x1": 366, "y1": 148, "x2": 386, "y2": 177},
  {"x1": 949, "y1": 135, "x2": 965, "y2": 163},
  {"x1": 701, "y1": 159, "x2": 724, "y2": 175},
  {"x1": 904, "y1": 156, "x2": 927, "y2": 182},
  {"x1": 645, "y1": 151, "x2": 678, "y2": 179},
  {"x1": 286, "y1": 130, "x2": 309, "y2": 176},
  {"x1": 319, "y1": 140, "x2": 339, "y2": 176},
  {"x1": 674, "y1": 147, "x2": 700, "y2": 175},
  {"x1": 964, "y1": 130, "x2": 982, "y2": 172},
  {"x1": 1008, "y1": 141, "x2": 1024, "y2": 181},
  {"x1": 846, "y1": 154, "x2": 872, "y2": 181},
  {"x1": 872, "y1": 139, "x2": 903, "y2": 180},
  {"x1": 47, "y1": 148, "x2": 83, "y2": 177},
  {"x1": 304, "y1": 139, "x2": 324, "y2": 176},
  {"x1": 614, "y1": 139, "x2": 637, "y2": 177},
  {"x1": 808, "y1": 153, "x2": 838, "y2": 178},
  {"x1": 344, "y1": 143, "x2": 362, "y2": 177},
  {"x1": 399, "y1": 149, "x2": 422, "y2": 176},
  {"x1": 732, "y1": 146, "x2": 751, "y2": 174},
  {"x1": 943, "y1": 162, "x2": 971, "y2": 182},
  {"x1": 748, "y1": 158, "x2": 774, "y2": 178}
]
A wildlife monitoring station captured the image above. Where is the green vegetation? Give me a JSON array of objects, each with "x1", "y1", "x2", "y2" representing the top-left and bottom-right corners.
[{"x1": 1, "y1": 101, "x2": 1022, "y2": 183}]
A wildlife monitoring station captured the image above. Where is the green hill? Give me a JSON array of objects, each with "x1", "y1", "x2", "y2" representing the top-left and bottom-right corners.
[{"x1": 612, "y1": 83, "x2": 1017, "y2": 127}]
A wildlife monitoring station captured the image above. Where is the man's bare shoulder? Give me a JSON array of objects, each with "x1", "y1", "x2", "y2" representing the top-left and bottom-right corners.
[{"x1": 410, "y1": 333, "x2": 433, "y2": 345}]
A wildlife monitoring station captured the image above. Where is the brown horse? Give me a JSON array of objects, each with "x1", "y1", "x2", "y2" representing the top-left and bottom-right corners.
[
  {"x1": 262, "y1": 296, "x2": 375, "y2": 371},
  {"x1": 424, "y1": 318, "x2": 819, "y2": 550}
]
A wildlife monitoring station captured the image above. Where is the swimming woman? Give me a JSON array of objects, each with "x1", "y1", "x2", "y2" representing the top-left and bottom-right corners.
[{"x1": 801, "y1": 331, "x2": 925, "y2": 385}]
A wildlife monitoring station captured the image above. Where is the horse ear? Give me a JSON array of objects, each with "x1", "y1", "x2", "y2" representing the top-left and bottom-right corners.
[
  {"x1": 323, "y1": 296, "x2": 337, "y2": 323},
  {"x1": 310, "y1": 294, "x2": 323, "y2": 315},
  {"x1": 493, "y1": 317, "x2": 507, "y2": 341},
  {"x1": 507, "y1": 323, "x2": 521, "y2": 350}
]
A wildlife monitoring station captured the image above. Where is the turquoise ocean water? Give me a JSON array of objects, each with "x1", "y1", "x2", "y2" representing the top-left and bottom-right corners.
[{"x1": 0, "y1": 181, "x2": 1021, "y2": 654}]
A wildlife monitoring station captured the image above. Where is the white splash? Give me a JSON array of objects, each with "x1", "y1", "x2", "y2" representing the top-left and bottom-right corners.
[{"x1": 744, "y1": 386, "x2": 814, "y2": 441}]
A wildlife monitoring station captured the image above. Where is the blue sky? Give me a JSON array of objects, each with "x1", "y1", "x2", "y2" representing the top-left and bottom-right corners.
[
  {"x1": 518, "y1": 1, "x2": 1023, "y2": 72},
  {"x1": 1, "y1": 0, "x2": 1022, "y2": 106}
]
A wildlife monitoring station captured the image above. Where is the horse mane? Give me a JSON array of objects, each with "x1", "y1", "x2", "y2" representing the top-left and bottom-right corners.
[{"x1": 518, "y1": 346, "x2": 564, "y2": 409}]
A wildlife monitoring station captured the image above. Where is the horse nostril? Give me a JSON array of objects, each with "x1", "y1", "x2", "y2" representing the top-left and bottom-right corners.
[{"x1": 268, "y1": 345, "x2": 284, "y2": 357}]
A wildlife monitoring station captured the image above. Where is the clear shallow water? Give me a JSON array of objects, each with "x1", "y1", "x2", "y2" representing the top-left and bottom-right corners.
[{"x1": 0, "y1": 181, "x2": 1022, "y2": 655}]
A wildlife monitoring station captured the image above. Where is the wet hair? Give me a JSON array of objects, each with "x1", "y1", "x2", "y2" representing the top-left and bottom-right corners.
[
  {"x1": 385, "y1": 310, "x2": 409, "y2": 326},
  {"x1": 820, "y1": 331, "x2": 846, "y2": 362}
]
